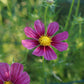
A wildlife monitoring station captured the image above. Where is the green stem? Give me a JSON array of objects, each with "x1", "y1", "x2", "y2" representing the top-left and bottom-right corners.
[
  {"x1": 44, "y1": 6, "x2": 48, "y2": 33},
  {"x1": 42, "y1": 5, "x2": 48, "y2": 84},
  {"x1": 42, "y1": 56, "x2": 45, "y2": 84},
  {"x1": 20, "y1": 49, "x2": 28, "y2": 64},
  {"x1": 69, "y1": 0, "x2": 80, "y2": 34},
  {"x1": 65, "y1": 0, "x2": 75, "y2": 30},
  {"x1": 42, "y1": 56, "x2": 44, "y2": 70},
  {"x1": 79, "y1": 23, "x2": 81, "y2": 37},
  {"x1": 24, "y1": 49, "x2": 28, "y2": 63},
  {"x1": 0, "y1": 6, "x2": 2, "y2": 25},
  {"x1": 75, "y1": 0, "x2": 80, "y2": 17}
]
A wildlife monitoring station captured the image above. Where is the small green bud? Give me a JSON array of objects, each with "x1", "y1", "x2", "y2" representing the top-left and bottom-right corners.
[
  {"x1": 77, "y1": 17, "x2": 83, "y2": 23},
  {"x1": 74, "y1": 17, "x2": 84, "y2": 23},
  {"x1": 47, "y1": 0, "x2": 54, "y2": 5}
]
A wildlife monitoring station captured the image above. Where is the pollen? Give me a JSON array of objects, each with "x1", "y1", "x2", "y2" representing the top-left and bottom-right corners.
[
  {"x1": 4, "y1": 81, "x2": 13, "y2": 84},
  {"x1": 39, "y1": 36, "x2": 52, "y2": 46}
]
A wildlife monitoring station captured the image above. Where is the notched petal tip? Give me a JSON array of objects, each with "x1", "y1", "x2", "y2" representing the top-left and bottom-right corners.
[
  {"x1": 47, "y1": 22, "x2": 59, "y2": 36},
  {"x1": 51, "y1": 42, "x2": 68, "y2": 52},
  {"x1": 34, "y1": 20, "x2": 45, "y2": 36},
  {"x1": 11, "y1": 63, "x2": 24, "y2": 70},
  {"x1": 22, "y1": 39, "x2": 39, "y2": 50},
  {"x1": 22, "y1": 40, "x2": 26, "y2": 47},
  {"x1": 22, "y1": 40, "x2": 24, "y2": 43},
  {"x1": 64, "y1": 42, "x2": 68, "y2": 50},
  {"x1": 32, "y1": 46, "x2": 44, "y2": 56},
  {"x1": 44, "y1": 46, "x2": 57, "y2": 60},
  {"x1": 63, "y1": 31, "x2": 69, "y2": 39},
  {"x1": 24, "y1": 27, "x2": 28, "y2": 31},
  {"x1": 24, "y1": 27, "x2": 39, "y2": 39},
  {"x1": 45, "y1": 56, "x2": 57, "y2": 60},
  {"x1": 52, "y1": 31, "x2": 69, "y2": 42}
]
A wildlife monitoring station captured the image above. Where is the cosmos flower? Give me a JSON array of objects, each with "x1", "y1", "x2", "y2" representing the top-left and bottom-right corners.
[
  {"x1": 22, "y1": 20, "x2": 68, "y2": 60},
  {"x1": 0, "y1": 63, "x2": 30, "y2": 84}
]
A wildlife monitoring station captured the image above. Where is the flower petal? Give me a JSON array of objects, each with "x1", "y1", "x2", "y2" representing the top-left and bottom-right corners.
[
  {"x1": 24, "y1": 27, "x2": 39, "y2": 39},
  {"x1": 32, "y1": 46, "x2": 44, "y2": 56},
  {"x1": 34, "y1": 20, "x2": 45, "y2": 36},
  {"x1": 22, "y1": 39, "x2": 39, "y2": 50},
  {"x1": 47, "y1": 22, "x2": 59, "y2": 36},
  {"x1": 0, "y1": 63, "x2": 10, "y2": 81},
  {"x1": 44, "y1": 46, "x2": 57, "y2": 60},
  {"x1": 0, "y1": 80, "x2": 3, "y2": 84},
  {"x1": 51, "y1": 42, "x2": 68, "y2": 51},
  {"x1": 52, "y1": 31, "x2": 69, "y2": 42},
  {"x1": 10, "y1": 63, "x2": 23, "y2": 83},
  {"x1": 15, "y1": 72, "x2": 30, "y2": 84}
]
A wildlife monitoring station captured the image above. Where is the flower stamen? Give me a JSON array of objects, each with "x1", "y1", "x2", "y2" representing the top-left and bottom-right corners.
[
  {"x1": 4, "y1": 81, "x2": 13, "y2": 84},
  {"x1": 39, "y1": 36, "x2": 52, "y2": 46}
]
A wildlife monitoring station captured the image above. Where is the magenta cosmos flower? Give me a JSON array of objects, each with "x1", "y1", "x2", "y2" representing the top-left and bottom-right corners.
[
  {"x1": 0, "y1": 63, "x2": 30, "y2": 84},
  {"x1": 22, "y1": 20, "x2": 68, "y2": 60}
]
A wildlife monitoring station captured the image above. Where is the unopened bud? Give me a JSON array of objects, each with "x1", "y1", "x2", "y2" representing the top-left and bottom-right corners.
[
  {"x1": 75, "y1": 17, "x2": 84, "y2": 23},
  {"x1": 47, "y1": 0, "x2": 54, "y2": 5}
]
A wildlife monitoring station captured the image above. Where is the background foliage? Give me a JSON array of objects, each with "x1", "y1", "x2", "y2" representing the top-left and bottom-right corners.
[{"x1": 0, "y1": 0, "x2": 84, "y2": 84}]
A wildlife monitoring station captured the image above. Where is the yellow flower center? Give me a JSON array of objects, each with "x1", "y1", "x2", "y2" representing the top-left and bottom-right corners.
[
  {"x1": 39, "y1": 36, "x2": 52, "y2": 46},
  {"x1": 4, "y1": 81, "x2": 13, "y2": 84}
]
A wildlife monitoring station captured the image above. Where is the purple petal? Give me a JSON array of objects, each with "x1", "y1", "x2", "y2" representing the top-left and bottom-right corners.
[
  {"x1": 0, "y1": 63, "x2": 10, "y2": 81},
  {"x1": 52, "y1": 31, "x2": 69, "y2": 42},
  {"x1": 47, "y1": 22, "x2": 59, "y2": 36},
  {"x1": 34, "y1": 20, "x2": 45, "y2": 36},
  {"x1": 22, "y1": 39, "x2": 39, "y2": 50},
  {"x1": 44, "y1": 46, "x2": 57, "y2": 60},
  {"x1": 15, "y1": 72, "x2": 30, "y2": 84},
  {"x1": 0, "y1": 80, "x2": 3, "y2": 84},
  {"x1": 24, "y1": 27, "x2": 39, "y2": 39},
  {"x1": 51, "y1": 42, "x2": 68, "y2": 51},
  {"x1": 10, "y1": 63, "x2": 23, "y2": 83},
  {"x1": 32, "y1": 46, "x2": 44, "y2": 56}
]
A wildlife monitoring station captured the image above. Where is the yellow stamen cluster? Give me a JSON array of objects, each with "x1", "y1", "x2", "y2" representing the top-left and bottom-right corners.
[
  {"x1": 39, "y1": 36, "x2": 52, "y2": 46},
  {"x1": 4, "y1": 81, "x2": 13, "y2": 84}
]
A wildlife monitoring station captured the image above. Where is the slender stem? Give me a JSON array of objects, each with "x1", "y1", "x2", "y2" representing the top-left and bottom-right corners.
[
  {"x1": 69, "y1": 0, "x2": 80, "y2": 34},
  {"x1": 42, "y1": 56, "x2": 45, "y2": 84},
  {"x1": 44, "y1": 6, "x2": 48, "y2": 33},
  {"x1": 20, "y1": 50, "x2": 28, "y2": 64},
  {"x1": 42, "y1": 6, "x2": 48, "y2": 84},
  {"x1": 65, "y1": 0, "x2": 75, "y2": 30},
  {"x1": 0, "y1": 6, "x2": 2, "y2": 25},
  {"x1": 79, "y1": 23, "x2": 81, "y2": 37},
  {"x1": 75, "y1": 0, "x2": 80, "y2": 17},
  {"x1": 42, "y1": 56, "x2": 44, "y2": 71},
  {"x1": 24, "y1": 49, "x2": 28, "y2": 63}
]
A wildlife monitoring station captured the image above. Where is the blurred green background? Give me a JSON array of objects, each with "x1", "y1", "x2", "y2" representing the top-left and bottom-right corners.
[{"x1": 0, "y1": 0, "x2": 84, "y2": 84}]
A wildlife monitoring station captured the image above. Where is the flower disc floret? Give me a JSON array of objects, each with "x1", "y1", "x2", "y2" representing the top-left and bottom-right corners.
[
  {"x1": 4, "y1": 81, "x2": 13, "y2": 84},
  {"x1": 39, "y1": 36, "x2": 52, "y2": 46}
]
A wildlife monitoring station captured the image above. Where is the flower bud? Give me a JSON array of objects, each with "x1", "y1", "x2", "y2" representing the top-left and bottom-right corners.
[{"x1": 47, "y1": 0, "x2": 54, "y2": 5}]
